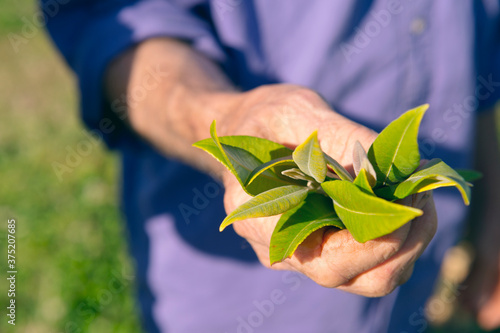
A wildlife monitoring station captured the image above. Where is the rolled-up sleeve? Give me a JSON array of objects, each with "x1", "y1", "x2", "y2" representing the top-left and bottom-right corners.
[{"x1": 41, "y1": 0, "x2": 222, "y2": 146}]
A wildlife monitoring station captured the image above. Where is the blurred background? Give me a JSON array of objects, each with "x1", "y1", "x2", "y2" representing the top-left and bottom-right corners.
[
  {"x1": 0, "y1": 1, "x2": 141, "y2": 332},
  {"x1": 0, "y1": 1, "x2": 498, "y2": 332}
]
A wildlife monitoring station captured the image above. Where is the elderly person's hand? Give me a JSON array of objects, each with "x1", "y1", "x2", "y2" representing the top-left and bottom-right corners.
[
  {"x1": 106, "y1": 38, "x2": 438, "y2": 297},
  {"x1": 220, "y1": 84, "x2": 438, "y2": 296}
]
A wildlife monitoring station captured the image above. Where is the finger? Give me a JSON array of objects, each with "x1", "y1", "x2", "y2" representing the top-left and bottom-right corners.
[
  {"x1": 244, "y1": 240, "x2": 274, "y2": 269},
  {"x1": 243, "y1": 237, "x2": 296, "y2": 271},
  {"x1": 286, "y1": 194, "x2": 425, "y2": 288},
  {"x1": 337, "y1": 196, "x2": 437, "y2": 296},
  {"x1": 282, "y1": 218, "x2": 412, "y2": 288},
  {"x1": 231, "y1": 215, "x2": 280, "y2": 245}
]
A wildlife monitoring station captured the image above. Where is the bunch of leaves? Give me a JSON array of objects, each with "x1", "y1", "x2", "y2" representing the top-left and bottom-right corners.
[{"x1": 193, "y1": 104, "x2": 481, "y2": 265}]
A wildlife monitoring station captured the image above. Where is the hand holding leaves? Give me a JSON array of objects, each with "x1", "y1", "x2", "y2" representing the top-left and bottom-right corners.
[{"x1": 194, "y1": 104, "x2": 479, "y2": 265}]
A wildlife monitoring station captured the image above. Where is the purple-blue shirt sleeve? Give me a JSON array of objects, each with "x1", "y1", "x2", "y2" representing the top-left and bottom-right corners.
[
  {"x1": 41, "y1": 0, "x2": 221, "y2": 146},
  {"x1": 476, "y1": 2, "x2": 500, "y2": 112}
]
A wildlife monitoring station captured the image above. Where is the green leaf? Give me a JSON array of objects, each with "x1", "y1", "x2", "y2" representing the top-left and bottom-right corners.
[
  {"x1": 202, "y1": 122, "x2": 293, "y2": 163},
  {"x1": 220, "y1": 143, "x2": 291, "y2": 195},
  {"x1": 368, "y1": 104, "x2": 428, "y2": 186},
  {"x1": 322, "y1": 180, "x2": 423, "y2": 243},
  {"x1": 219, "y1": 185, "x2": 309, "y2": 231},
  {"x1": 193, "y1": 121, "x2": 293, "y2": 195},
  {"x1": 269, "y1": 193, "x2": 344, "y2": 265},
  {"x1": 218, "y1": 137, "x2": 292, "y2": 164},
  {"x1": 389, "y1": 158, "x2": 472, "y2": 205},
  {"x1": 456, "y1": 169, "x2": 483, "y2": 183},
  {"x1": 353, "y1": 141, "x2": 377, "y2": 187},
  {"x1": 292, "y1": 131, "x2": 327, "y2": 183},
  {"x1": 281, "y1": 168, "x2": 316, "y2": 182},
  {"x1": 245, "y1": 156, "x2": 296, "y2": 186},
  {"x1": 220, "y1": 143, "x2": 269, "y2": 182},
  {"x1": 323, "y1": 153, "x2": 354, "y2": 182},
  {"x1": 353, "y1": 169, "x2": 375, "y2": 195}
]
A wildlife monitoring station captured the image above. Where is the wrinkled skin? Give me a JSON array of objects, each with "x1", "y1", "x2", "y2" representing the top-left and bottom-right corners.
[{"x1": 219, "y1": 85, "x2": 438, "y2": 297}]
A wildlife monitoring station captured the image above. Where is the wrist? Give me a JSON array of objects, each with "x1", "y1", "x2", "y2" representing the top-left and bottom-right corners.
[{"x1": 177, "y1": 88, "x2": 243, "y2": 142}]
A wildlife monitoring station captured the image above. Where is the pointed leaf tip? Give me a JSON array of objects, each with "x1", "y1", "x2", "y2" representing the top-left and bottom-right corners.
[
  {"x1": 194, "y1": 120, "x2": 295, "y2": 195},
  {"x1": 292, "y1": 131, "x2": 327, "y2": 183},
  {"x1": 353, "y1": 141, "x2": 377, "y2": 186},
  {"x1": 219, "y1": 185, "x2": 309, "y2": 231},
  {"x1": 269, "y1": 193, "x2": 344, "y2": 265},
  {"x1": 245, "y1": 156, "x2": 295, "y2": 186},
  {"x1": 368, "y1": 104, "x2": 428, "y2": 186},
  {"x1": 390, "y1": 158, "x2": 472, "y2": 205},
  {"x1": 323, "y1": 153, "x2": 353, "y2": 182},
  {"x1": 322, "y1": 180, "x2": 423, "y2": 243},
  {"x1": 353, "y1": 169, "x2": 375, "y2": 195}
]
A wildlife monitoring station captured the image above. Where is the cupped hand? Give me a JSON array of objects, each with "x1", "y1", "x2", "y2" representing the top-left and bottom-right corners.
[{"x1": 219, "y1": 84, "x2": 438, "y2": 297}]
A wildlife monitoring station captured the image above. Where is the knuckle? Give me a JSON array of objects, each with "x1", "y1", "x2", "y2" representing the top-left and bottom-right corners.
[
  {"x1": 308, "y1": 263, "x2": 351, "y2": 289},
  {"x1": 282, "y1": 87, "x2": 322, "y2": 111},
  {"x1": 376, "y1": 282, "x2": 398, "y2": 297},
  {"x1": 371, "y1": 223, "x2": 411, "y2": 261},
  {"x1": 290, "y1": 86, "x2": 318, "y2": 101},
  {"x1": 373, "y1": 263, "x2": 412, "y2": 296},
  {"x1": 398, "y1": 266, "x2": 415, "y2": 285},
  {"x1": 371, "y1": 275, "x2": 399, "y2": 297},
  {"x1": 380, "y1": 239, "x2": 404, "y2": 261},
  {"x1": 311, "y1": 273, "x2": 346, "y2": 289},
  {"x1": 369, "y1": 237, "x2": 403, "y2": 265}
]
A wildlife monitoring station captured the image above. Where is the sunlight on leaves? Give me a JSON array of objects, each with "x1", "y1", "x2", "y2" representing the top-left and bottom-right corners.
[
  {"x1": 368, "y1": 104, "x2": 428, "y2": 186},
  {"x1": 389, "y1": 158, "x2": 472, "y2": 205},
  {"x1": 353, "y1": 169, "x2": 375, "y2": 195},
  {"x1": 292, "y1": 131, "x2": 327, "y2": 183},
  {"x1": 323, "y1": 153, "x2": 353, "y2": 181},
  {"x1": 322, "y1": 180, "x2": 423, "y2": 243},
  {"x1": 219, "y1": 185, "x2": 309, "y2": 231},
  {"x1": 196, "y1": 105, "x2": 477, "y2": 248},
  {"x1": 353, "y1": 140, "x2": 377, "y2": 186},
  {"x1": 269, "y1": 193, "x2": 344, "y2": 265}
]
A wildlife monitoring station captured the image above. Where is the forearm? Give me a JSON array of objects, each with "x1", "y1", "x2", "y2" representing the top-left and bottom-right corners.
[
  {"x1": 104, "y1": 37, "x2": 240, "y2": 177},
  {"x1": 103, "y1": 37, "x2": 437, "y2": 297}
]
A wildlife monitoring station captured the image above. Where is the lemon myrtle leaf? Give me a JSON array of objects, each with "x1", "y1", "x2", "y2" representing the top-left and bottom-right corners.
[
  {"x1": 323, "y1": 153, "x2": 353, "y2": 181},
  {"x1": 368, "y1": 104, "x2": 428, "y2": 186},
  {"x1": 281, "y1": 168, "x2": 316, "y2": 182},
  {"x1": 219, "y1": 136, "x2": 292, "y2": 164},
  {"x1": 292, "y1": 131, "x2": 327, "y2": 183},
  {"x1": 353, "y1": 169, "x2": 375, "y2": 195},
  {"x1": 269, "y1": 193, "x2": 344, "y2": 265},
  {"x1": 219, "y1": 185, "x2": 309, "y2": 231},
  {"x1": 245, "y1": 156, "x2": 296, "y2": 186},
  {"x1": 193, "y1": 121, "x2": 293, "y2": 195},
  {"x1": 322, "y1": 180, "x2": 423, "y2": 243},
  {"x1": 353, "y1": 140, "x2": 377, "y2": 186},
  {"x1": 389, "y1": 158, "x2": 472, "y2": 205}
]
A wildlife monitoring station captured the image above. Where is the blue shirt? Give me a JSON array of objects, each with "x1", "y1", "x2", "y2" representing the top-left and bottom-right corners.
[{"x1": 43, "y1": 1, "x2": 500, "y2": 332}]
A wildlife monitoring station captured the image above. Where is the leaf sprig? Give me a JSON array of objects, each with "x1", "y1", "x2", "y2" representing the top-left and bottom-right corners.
[{"x1": 193, "y1": 104, "x2": 479, "y2": 265}]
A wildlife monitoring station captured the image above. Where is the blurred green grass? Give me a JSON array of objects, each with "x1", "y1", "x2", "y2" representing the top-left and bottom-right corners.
[
  {"x1": 0, "y1": 2, "x2": 499, "y2": 333},
  {"x1": 0, "y1": 1, "x2": 141, "y2": 332}
]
